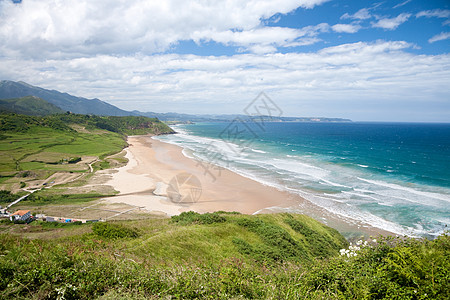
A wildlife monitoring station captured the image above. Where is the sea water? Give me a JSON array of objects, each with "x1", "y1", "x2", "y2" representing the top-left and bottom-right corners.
[{"x1": 155, "y1": 121, "x2": 450, "y2": 238}]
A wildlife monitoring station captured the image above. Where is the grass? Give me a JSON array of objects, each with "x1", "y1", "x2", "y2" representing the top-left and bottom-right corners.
[
  {"x1": 0, "y1": 127, "x2": 126, "y2": 193},
  {"x1": 0, "y1": 113, "x2": 173, "y2": 190},
  {"x1": 0, "y1": 213, "x2": 448, "y2": 299},
  {"x1": 19, "y1": 192, "x2": 109, "y2": 205}
]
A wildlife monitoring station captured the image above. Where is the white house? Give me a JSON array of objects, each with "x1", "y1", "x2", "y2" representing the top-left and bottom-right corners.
[{"x1": 10, "y1": 210, "x2": 32, "y2": 222}]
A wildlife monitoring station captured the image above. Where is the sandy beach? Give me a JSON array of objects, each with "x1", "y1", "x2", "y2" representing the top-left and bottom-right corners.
[{"x1": 103, "y1": 135, "x2": 392, "y2": 237}]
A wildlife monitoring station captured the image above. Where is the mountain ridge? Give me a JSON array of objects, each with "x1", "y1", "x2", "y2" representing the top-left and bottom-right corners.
[
  {"x1": 0, "y1": 80, "x2": 352, "y2": 122},
  {"x1": 0, "y1": 80, "x2": 134, "y2": 116}
]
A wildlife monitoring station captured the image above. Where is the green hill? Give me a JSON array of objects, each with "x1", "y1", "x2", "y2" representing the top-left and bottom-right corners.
[
  {"x1": 0, "y1": 112, "x2": 174, "y2": 135},
  {"x1": 0, "y1": 113, "x2": 174, "y2": 191},
  {"x1": 0, "y1": 212, "x2": 448, "y2": 299},
  {"x1": 0, "y1": 80, "x2": 134, "y2": 116},
  {"x1": 0, "y1": 96, "x2": 65, "y2": 116}
]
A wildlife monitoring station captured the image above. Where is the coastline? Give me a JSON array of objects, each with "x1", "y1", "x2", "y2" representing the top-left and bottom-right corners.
[{"x1": 102, "y1": 135, "x2": 394, "y2": 237}]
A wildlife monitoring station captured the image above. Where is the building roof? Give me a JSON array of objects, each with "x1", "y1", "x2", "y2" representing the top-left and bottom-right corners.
[{"x1": 11, "y1": 210, "x2": 31, "y2": 216}]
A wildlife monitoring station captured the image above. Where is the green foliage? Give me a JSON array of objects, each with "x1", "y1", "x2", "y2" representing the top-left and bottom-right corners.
[
  {"x1": 0, "y1": 189, "x2": 17, "y2": 204},
  {"x1": 92, "y1": 222, "x2": 139, "y2": 239},
  {"x1": 0, "y1": 112, "x2": 174, "y2": 135},
  {"x1": 68, "y1": 157, "x2": 81, "y2": 164},
  {"x1": 284, "y1": 214, "x2": 346, "y2": 258},
  {"x1": 0, "y1": 113, "x2": 72, "y2": 132},
  {"x1": 303, "y1": 234, "x2": 450, "y2": 299},
  {"x1": 235, "y1": 217, "x2": 309, "y2": 262},
  {"x1": 53, "y1": 113, "x2": 175, "y2": 135},
  {"x1": 171, "y1": 211, "x2": 227, "y2": 225},
  {"x1": 0, "y1": 96, "x2": 64, "y2": 116},
  {"x1": 0, "y1": 225, "x2": 448, "y2": 299},
  {"x1": 22, "y1": 193, "x2": 104, "y2": 205}
]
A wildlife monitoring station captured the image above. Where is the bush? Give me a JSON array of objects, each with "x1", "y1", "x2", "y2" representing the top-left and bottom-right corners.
[
  {"x1": 235, "y1": 217, "x2": 308, "y2": 262},
  {"x1": 0, "y1": 190, "x2": 17, "y2": 204},
  {"x1": 284, "y1": 215, "x2": 345, "y2": 258},
  {"x1": 171, "y1": 211, "x2": 227, "y2": 225},
  {"x1": 92, "y1": 222, "x2": 139, "y2": 239},
  {"x1": 68, "y1": 157, "x2": 81, "y2": 164}
]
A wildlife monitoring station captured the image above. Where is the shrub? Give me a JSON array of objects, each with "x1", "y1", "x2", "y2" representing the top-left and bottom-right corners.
[
  {"x1": 235, "y1": 217, "x2": 308, "y2": 262},
  {"x1": 92, "y1": 222, "x2": 139, "y2": 239},
  {"x1": 171, "y1": 211, "x2": 227, "y2": 225},
  {"x1": 0, "y1": 190, "x2": 17, "y2": 204},
  {"x1": 68, "y1": 157, "x2": 81, "y2": 164},
  {"x1": 284, "y1": 215, "x2": 346, "y2": 258}
]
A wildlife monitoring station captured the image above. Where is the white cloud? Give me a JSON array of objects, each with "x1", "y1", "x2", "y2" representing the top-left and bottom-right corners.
[
  {"x1": 393, "y1": 0, "x2": 412, "y2": 9},
  {"x1": 341, "y1": 8, "x2": 371, "y2": 20},
  {"x1": 429, "y1": 32, "x2": 450, "y2": 43},
  {"x1": 0, "y1": 0, "x2": 330, "y2": 57},
  {"x1": 331, "y1": 23, "x2": 362, "y2": 33},
  {"x1": 416, "y1": 9, "x2": 450, "y2": 19},
  {"x1": 1, "y1": 40, "x2": 448, "y2": 121},
  {"x1": 372, "y1": 13, "x2": 411, "y2": 30},
  {"x1": 190, "y1": 24, "x2": 328, "y2": 53}
]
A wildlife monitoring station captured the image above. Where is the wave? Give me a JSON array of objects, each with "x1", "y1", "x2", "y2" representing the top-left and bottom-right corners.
[
  {"x1": 357, "y1": 177, "x2": 450, "y2": 203},
  {"x1": 250, "y1": 148, "x2": 266, "y2": 154},
  {"x1": 154, "y1": 128, "x2": 450, "y2": 237}
]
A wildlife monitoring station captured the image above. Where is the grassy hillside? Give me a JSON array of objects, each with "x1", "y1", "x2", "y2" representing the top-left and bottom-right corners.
[
  {"x1": 0, "y1": 212, "x2": 448, "y2": 299},
  {"x1": 0, "y1": 96, "x2": 64, "y2": 116},
  {"x1": 0, "y1": 113, "x2": 174, "y2": 191}
]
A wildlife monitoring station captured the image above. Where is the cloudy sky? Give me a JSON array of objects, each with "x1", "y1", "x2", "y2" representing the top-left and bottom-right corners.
[{"x1": 1, "y1": 0, "x2": 449, "y2": 122}]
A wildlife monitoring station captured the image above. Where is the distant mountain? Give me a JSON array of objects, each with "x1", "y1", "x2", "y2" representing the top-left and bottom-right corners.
[
  {"x1": 0, "y1": 96, "x2": 65, "y2": 116},
  {"x1": 0, "y1": 80, "x2": 351, "y2": 122},
  {"x1": 0, "y1": 80, "x2": 134, "y2": 116},
  {"x1": 135, "y1": 111, "x2": 352, "y2": 123}
]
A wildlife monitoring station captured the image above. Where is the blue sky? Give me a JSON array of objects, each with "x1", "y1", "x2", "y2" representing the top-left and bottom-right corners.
[
  {"x1": 171, "y1": 0, "x2": 450, "y2": 56},
  {"x1": 0, "y1": 0, "x2": 449, "y2": 122}
]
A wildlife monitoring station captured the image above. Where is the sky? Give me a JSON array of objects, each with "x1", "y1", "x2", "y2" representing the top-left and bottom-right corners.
[{"x1": 0, "y1": 0, "x2": 449, "y2": 122}]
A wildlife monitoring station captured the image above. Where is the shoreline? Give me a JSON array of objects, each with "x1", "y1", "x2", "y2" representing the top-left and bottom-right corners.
[{"x1": 102, "y1": 135, "x2": 394, "y2": 238}]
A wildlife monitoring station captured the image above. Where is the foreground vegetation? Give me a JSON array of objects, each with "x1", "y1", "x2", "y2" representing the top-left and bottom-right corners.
[{"x1": 0, "y1": 212, "x2": 448, "y2": 299}]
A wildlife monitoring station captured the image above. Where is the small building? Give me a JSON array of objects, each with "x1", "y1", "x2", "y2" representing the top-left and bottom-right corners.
[
  {"x1": 10, "y1": 210, "x2": 32, "y2": 222},
  {"x1": 45, "y1": 216, "x2": 56, "y2": 222}
]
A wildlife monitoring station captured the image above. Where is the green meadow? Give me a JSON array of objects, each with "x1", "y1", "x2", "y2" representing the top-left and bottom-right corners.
[{"x1": 0, "y1": 113, "x2": 174, "y2": 190}]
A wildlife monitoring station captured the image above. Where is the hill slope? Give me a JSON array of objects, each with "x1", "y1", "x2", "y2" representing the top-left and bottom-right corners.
[
  {"x1": 0, "y1": 96, "x2": 65, "y2": 116},
  {"x1": 0, "y1": 80, "x2": 133, "y2": 116},
  {"x1": 0, "y1": 113, "x2": 174, "y2": 191},
  {"x1": 0, "y1": 212, "x2": 448, "y2": 299}
]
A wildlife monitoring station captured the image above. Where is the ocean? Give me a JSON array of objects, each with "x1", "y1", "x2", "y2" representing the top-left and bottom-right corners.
[{"x1": 155, "y1": 121, "x2": 450, "y2": 238}]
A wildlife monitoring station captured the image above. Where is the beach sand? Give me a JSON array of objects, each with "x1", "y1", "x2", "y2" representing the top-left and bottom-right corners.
[{"x1": 102, "y1": 135, "x2": 392, "y2": 237}]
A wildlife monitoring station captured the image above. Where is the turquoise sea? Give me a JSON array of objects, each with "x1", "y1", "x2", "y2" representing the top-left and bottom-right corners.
[{"x1": 155, "y1": 122, "x2": 450, "y2": 238}]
